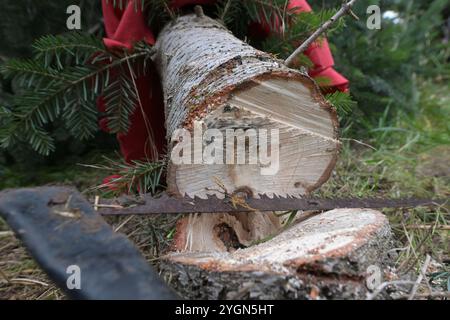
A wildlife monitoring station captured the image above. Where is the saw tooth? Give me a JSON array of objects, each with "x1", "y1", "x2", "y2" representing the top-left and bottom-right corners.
[
  {"x1": 195, "y1": 196, "x2": 208, "y2": 203},
  {"x1": 182, "y1": 194, "x2": 194, "y2": 201},
  {"x1": 206, "y1": 194, "x2": 220, "y2": 200},
  {"x1": 258, "y1": 193, "x2": 270, "y2": 200},
  {"x1": 180, "y1": 193, "x2": 197, "y2": 205},
  {"x1": 260, "y1": 192, "x2": 276, "y2": 200}
]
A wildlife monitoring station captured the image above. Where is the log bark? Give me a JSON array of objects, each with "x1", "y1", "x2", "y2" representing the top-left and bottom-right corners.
[
  {"x1": 160, "y1": 209, "x2": 395, "y2": 300},
  {"x1": 154, "y1": 13, "x2": 339, "y2": 199}
]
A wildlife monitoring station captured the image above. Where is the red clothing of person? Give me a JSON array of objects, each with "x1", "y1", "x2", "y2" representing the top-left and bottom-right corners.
[{"x1": 100, "y1": 0, "x2": 349, "y2": 163}]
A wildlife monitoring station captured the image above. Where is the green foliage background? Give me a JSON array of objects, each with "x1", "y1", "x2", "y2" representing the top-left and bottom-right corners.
[
  {"x1": 314, "y1": 0, "x2": 449, "y2": 142},
  {"x1": 0, "y1": 1, "x2": 115, "y2": 177}
]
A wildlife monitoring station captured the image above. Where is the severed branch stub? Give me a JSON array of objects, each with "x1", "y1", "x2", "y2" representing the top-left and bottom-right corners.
[
  {"x1": 194, "y1": 5, "x2": 205, "y2": 18},
  {"x1": 285, "y1": 0, "x2": 359, "y2": 67}
]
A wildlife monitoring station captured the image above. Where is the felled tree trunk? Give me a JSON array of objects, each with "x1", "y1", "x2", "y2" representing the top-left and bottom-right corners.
[
  {"x1": 154, "y1": 9, "x2": 346, "y2": 275},
  {"x1": 154, "y1": 11, "x2": 339, "y2": 200}
]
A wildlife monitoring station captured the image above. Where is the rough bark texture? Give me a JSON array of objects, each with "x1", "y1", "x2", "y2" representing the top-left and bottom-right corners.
[
  {"x1": 154, "y1": 13, "x2": 339, "y2": 199},
  {"x1": 160, "y1": 209, "x2": 395, "y2": 300}
]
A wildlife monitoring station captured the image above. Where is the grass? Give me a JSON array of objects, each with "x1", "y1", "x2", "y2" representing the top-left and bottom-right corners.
[
  {"x1": 316, "y1": 80, "x2": 449, "y2": 294},
  {"x1": 0, "y1": 80, "x2": 448, "y2": 299},
  {"x1": 0, "y1": 150, "x2": 116, "y2": 191}
]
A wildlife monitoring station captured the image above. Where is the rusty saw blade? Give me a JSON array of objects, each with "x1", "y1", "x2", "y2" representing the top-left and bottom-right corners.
[{"x1": 96, "y1": 193, "x2": 448, "y2": 215}]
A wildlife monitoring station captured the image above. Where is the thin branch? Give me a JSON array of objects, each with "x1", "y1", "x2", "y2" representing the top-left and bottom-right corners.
[
  {"x1": 397, "y1": 221, "x2": 438, "y2": 275},
  {"x1": 340, "y1": 138, "x2": 377, "y2": 151},
  {"x1": 219, "y1": 0, "x2": 232, "y2": 22},
  {"x1": 408, "y1": 254, "x2": 432, "y2": 300},
  {"x1": 114, "y1": 215, "x2": 135, "y2": 233},
  {"x1": 10, "y1": 278, "x2": 49, "y2": 287},
  {"x1": 405, "y1": 224, "x2": 450, "y2": 231},
  {"x1": 126, "y1": 56, "x2": 158, "y2": 161},
  {"x1": 0, "y1": 231, "x2": 14, "y2": 238},
  {"x1": 366, "y1": 280, "x2": 416, "y2": 300},
  {"x1": 395, "y1": 292, "x2": 450, "y2": 299},
  {"x1": 285, "y1": 0, "x2": 358, "y2": 67}
]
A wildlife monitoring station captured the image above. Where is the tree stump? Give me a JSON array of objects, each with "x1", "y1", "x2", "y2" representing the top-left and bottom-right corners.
[{"x1": 161, "y1": 209, "x2": 394, "y2": 300}]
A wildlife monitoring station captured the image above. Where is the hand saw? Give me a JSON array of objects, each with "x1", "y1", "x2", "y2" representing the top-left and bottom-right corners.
[
  {"x1": 96, "y1": 193, "x2": 449, "y2": 215},
  {"x1": 0, "y1": 187, "x2": 446, "y2": 299}
]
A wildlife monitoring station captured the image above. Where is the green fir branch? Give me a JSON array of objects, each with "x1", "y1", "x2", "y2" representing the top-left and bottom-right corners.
[
  {"x1": 102, "y1": 66, "x2": 139, "y2": 133},
  {"x1": 326, "y1": 91, "x2": 356, "y2": 115},
  {"x1": 86, "y1": 156, "x2": 166, "y2": 196},
  {"x1": 33, "y1": 32, "x2": 111, "y2": 69},
  {"x1": 1, "y1": 31, "x2": 153, "y2": 155}
]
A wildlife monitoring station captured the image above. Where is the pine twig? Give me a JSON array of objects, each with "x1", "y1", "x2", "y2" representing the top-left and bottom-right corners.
[{"x1": 285, "y1": 0, "x2": 358, "y2": 67}]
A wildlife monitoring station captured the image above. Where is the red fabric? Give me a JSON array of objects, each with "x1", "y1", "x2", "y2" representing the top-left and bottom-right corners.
[
  {"x1": 100, "y1": 0, "x2": 349, "y2": 163},
  {"x1": 170, "y1": 0, "x2": 216, "y2": 7},
  {"x1": 288, "y1": 0, "x2": 312, "y2": 12},
  {"x1": 102, "y1": 0, "x2": 155, "y2": 49},
  {"x1": 100, "y1": 0, "x2": 165, "y2": 162}
]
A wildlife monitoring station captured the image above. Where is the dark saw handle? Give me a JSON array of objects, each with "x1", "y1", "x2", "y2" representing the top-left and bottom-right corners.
[{"x1": 0, "y1": 186, "x2": 178, "y2": 300}]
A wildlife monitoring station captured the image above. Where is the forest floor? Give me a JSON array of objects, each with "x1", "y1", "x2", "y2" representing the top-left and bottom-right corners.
[{"x1": 0, "y1": 81, "x2": 448, "y2": 300}]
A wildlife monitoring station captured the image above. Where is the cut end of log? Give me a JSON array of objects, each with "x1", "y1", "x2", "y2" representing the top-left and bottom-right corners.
[
  {"x1": 162, "y1": 209, "x2": 394, "y2": 299},
  {"x1": 167, "y1": 72, "x2": 339, "y2": 199}
]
